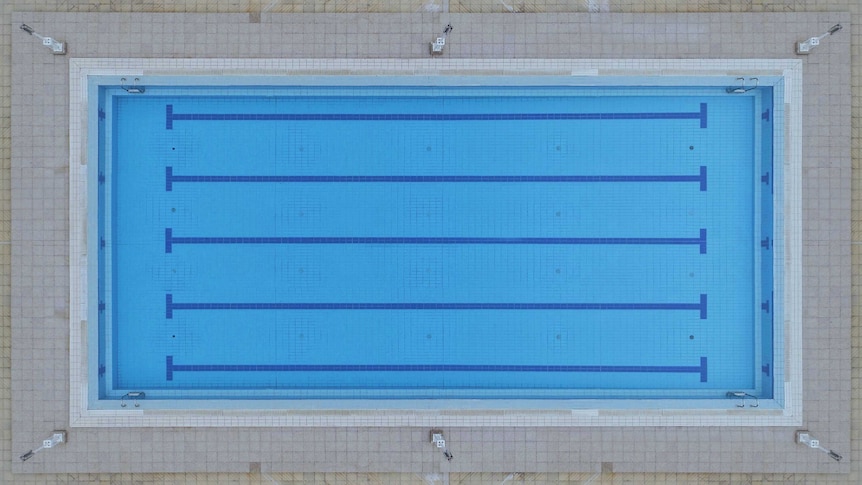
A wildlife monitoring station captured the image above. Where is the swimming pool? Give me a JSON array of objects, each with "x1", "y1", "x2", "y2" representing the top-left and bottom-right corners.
[{"x1": 88, "y1": 77, "x2": 779, "y2": 406}]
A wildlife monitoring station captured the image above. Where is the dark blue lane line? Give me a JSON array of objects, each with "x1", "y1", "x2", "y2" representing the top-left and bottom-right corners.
[
  {"x1": 165, "y1": 355, "x2": 707, "y2": 382},
  {"x1": 165, "y1": 293, "x2": 708, "y2": 319},
  {"x1": 164, "y1": 104, "x2": 709, "y2": 129},
  {"x1": 165, "y1": 166, "x2": 708, "y2": 192},
  {"x1": 164, "y1": 228, "x2": 708, "y2": 254}
]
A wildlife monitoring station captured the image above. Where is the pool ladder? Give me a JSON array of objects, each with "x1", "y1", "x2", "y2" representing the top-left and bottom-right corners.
[
  {"x1": 726, "y1": 391, "x2": 758, "y2": 407},
  {"x1": 121, "y1": 77, "x2": 145, "y2": 94},
  {"x1": 121, "y1": 391, "x2": 146, "y2": 407},
  {"x1": 726, "y1": 77, "x2": 758, "y2": 94}
]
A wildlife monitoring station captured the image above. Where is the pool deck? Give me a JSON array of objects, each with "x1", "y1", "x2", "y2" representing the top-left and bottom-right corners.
[{"x1": 2, "y1": 2, "x2": 860, "y2": 484}]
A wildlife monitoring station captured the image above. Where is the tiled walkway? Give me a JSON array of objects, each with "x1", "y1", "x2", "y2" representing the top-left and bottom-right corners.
[{"x1": 2, "y1": 1, "x2": 861, "y2": 483}]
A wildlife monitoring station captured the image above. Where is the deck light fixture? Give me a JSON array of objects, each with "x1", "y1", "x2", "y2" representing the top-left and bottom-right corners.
[
  {"x1": 796, "y1": 430, "x2": 843, "y2": 461},
  {"x1": 19, "y1": 24, "x2": 66, "y2": 55},
  {"x1": 796, "y1": 24, "x2": 842, "y2": 54},
  {"x1": 430, "y1": 429, "x2": 454, "y2": 462},
  {"x1": 430, "y1": 24, "x2": 453, "y2": 56},
  {"x1": 19, "y1": 431, "x2": 67, "y2": 461}
]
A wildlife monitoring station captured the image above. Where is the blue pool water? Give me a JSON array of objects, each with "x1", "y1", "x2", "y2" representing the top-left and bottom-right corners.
[{"x1": 95, "y1": 83, "x2": 775, "y2": 401}]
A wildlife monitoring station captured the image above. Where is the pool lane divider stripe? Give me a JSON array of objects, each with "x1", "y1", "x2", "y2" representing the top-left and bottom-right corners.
[
  {"x1": 164, "y1": 293, "x2": 707, "y2": 320},
  {"x1": 165, "y1": 166, "x2": 707, "y2": 192},
  {"x1": 164, "y1": 228, "x2": 707, "y2": 254},
  {"x1": 164, "y1": 103, "x2": 708, "y2": 129},
  {"x1": 165, "y1": 356, "x2": 708, "y2": 382}
]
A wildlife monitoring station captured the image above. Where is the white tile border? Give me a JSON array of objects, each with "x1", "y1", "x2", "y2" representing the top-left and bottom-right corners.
[{"x1": 69, "y1": 57, "x2": 803, "y2": 427}]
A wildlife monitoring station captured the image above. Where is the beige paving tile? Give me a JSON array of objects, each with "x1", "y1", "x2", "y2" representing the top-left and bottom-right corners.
[{"x1": 1, "y1": 0, "x2": 861, "y2": 484}]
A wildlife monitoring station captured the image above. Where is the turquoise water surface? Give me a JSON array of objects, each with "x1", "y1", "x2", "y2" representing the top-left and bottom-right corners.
[{"x1": 98, "y1": 84, "x2": 772, "y2": 400}]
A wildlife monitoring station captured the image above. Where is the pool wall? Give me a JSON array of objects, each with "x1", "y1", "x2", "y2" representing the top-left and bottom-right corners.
[
  {"x1": 92, "y1": 78, "x2": 777, "y2": 405},
  {"x1": 12, "y1": 11, "x2": 851, "y2": 475}
]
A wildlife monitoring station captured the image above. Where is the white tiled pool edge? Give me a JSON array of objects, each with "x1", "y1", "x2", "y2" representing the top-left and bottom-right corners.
[{"x1": 69, "y1": 57, "x2": 803, "y2": 428}]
